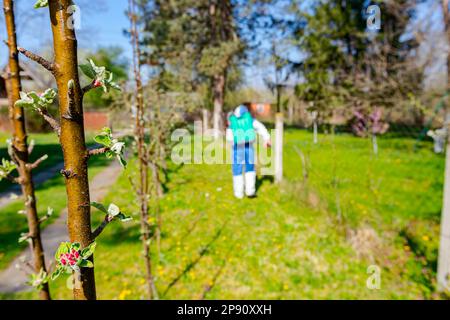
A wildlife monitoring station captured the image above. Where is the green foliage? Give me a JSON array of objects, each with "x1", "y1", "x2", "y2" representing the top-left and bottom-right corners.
[
  {"x1": 15, "y1": 89, "x2": 57, "y2": 111},
  {"x1": 26, "y1": 269, "x2": 49, "y2": 290},
  {"x1": 90, "y1": 202, "x2": 132, "y2": 222},
  {"x1": 79, "y1": 59, "x2": 121, "y2": 93},
  {"x1": 93, "y1": 127, "x2": 127, "y2": 168},
  {"x1": 51, "y1": 242, "x2": 97, "y2": 280},
  {"x1": 0, "y1": 159, "x2": 17, "y2": 182},
  {"x1": 198, "y1": 41, "x2": 241, "y2": 76},
  {"x1": 33, "y1": 0, "x2": 48, "y2": 9}
]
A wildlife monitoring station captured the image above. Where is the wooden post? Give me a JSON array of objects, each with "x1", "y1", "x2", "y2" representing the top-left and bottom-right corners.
[
  {"x1": 438, "y1": 111, "x2": 450, "y2": 291},
  {"x1": 202, "y1": 108, "x2": 209, "y2": 133},
  {"x1": 274, "y1": 112, "x2": 284, "y2": 183},
  {"x1": 438, "y1": 0, "x2": 450, "y2": 292}
]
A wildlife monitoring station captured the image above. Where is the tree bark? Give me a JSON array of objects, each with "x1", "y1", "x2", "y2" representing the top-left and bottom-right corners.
[
  {"x1": 438, "y1": 0, "x2": 450, "y2": 292},
  {"x1": 47, "y1": 0, "x2": 95, "y2": 300},
  {"x1": 129, "y1": 0, "x2": 157, "y2": 300},
  {"x1": 3, "y1": 0, "x2": 51, "y2": 300},
  {"x1": 212, "y1": 73, "x2": 225, "y2": 139}
]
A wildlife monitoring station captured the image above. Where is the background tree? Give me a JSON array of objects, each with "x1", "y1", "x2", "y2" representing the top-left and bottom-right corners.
[{"x1": 1, "y1": 0, "x2": 50, "y2": 300}]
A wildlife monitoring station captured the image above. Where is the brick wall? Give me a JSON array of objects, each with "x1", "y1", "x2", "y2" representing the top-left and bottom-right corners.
[{"x1": 84, "y1": 111, "x2": 109, "y2": 131}]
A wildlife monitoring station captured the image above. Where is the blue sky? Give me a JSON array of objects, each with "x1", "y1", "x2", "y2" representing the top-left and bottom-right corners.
[
  {"x1": 0, "y1": 0, "x2": 445, "y2": 91},
  {"x1": 0, "y1": 0, "x2": 271, "y2": 89},
  {"x1": 0, "y1": 1, "x2": 131, "y2": 71}
]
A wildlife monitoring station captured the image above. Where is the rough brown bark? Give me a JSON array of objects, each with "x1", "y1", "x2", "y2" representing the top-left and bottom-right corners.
[
  {"x1": 48, "y1": 0, "x2": 95, "y2": 300},
  {"x1": 129, "y1": 0, "x2": 157, "y2": 300},
  {"x1": 3, "y1": 0, "x2": 51, "y2": 301}
]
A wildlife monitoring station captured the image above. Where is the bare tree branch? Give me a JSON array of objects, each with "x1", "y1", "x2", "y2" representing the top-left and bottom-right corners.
[
  {"x1": 27, "y1": 154, "x2": 48, "y2": 170},
  {"x1": 88, "y1": 147, "x2": 110, "y2": 157},
  {"x1": 36, "y1": 107, "x2": 61, "y2": 136},
  {"x1": 92, "y1": 215, "x2": 114, "y2": 239},
  {"x1": 17, "y1": 47, "x2": 55, "y2": 74}
]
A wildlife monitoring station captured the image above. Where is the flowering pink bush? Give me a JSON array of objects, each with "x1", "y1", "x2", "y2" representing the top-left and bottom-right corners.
[{"x1": 352, "y1": 108, "x2": 389, "y2": 137}]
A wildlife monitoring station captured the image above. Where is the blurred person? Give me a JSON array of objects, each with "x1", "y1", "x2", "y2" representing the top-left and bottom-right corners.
[{"x1": 226, "y1": 105, "x2": 271, "y2": 199}]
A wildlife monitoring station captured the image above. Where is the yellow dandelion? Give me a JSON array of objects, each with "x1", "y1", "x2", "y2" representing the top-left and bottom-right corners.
[
  {"x1": 118, "y1": 289, "x2": 131, "y2": 300},
  {"x1": 422, "y1": 235, "x2": 429, "y2": 242}
]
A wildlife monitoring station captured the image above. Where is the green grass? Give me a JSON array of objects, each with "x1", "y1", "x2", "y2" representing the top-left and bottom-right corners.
[
  {"x1": 0, "y1": 131, "x2": 96, "y2": 193},
  {"x1": 0, "y1": 131, "x2": 112, "y2": 270},
  {"x1": 1, "y1": 128, "x2": 446, "y2": 299}
]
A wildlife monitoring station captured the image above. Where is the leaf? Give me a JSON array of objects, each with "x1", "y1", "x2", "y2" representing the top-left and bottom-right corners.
[
  {"x1": 78, "y1": 260, "x2": 94, "y2": 268},
  {"x1": 34, "y1": 0, "x2": 48, "y2": 9},
  {"x1": 54, "y1": 242, "x2": 71, "y2": 260},
  {"x1": 93, "y1": 134, "x2": 112, "y2": 147},
  {"x1": 51, "y1": 266, "x2": 63, "y2": 281},
  {"x1": 107, "y1": 203, "x2": 121, "y2": 217},
  {"x1": 80, "y1": 242, "x2": 97, "y2": 259},
  {"x1": 117, "y1": 155, "x2": 127, "y2": 168},
  {"x1": 117, "y1": 213, "x2": 133, "y2": 222},
  {"x1": 70, "y1": 242, "x2": 81, "y2": 251},
  {"x1": 18, "y1": 233, "x2": 30, "y2": 243},
  {"x1": 15, "y1": 89, "x2": 57, "y2": 110},
  {"x1": 0, "y1": 159, "x2": 17, "y2": 181},
  {"x1": 90, "y1": 202, "x2": 108, "y2": 214},
  {"x1": 79, "y1": 63, "x2": 96, "y2": 79}
]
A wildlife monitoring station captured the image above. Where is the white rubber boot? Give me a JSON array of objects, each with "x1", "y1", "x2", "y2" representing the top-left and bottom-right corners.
[
  {"x1": 233, "y1": 175, "x2": 244, "y2": 199},
  {"x1": 245, "y1": 171, "x2": 256, "y2": 197}
]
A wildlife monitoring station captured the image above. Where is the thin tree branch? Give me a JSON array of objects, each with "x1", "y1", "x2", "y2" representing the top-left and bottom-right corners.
[
  {"x1": 82, "y1": 82, "x2": 96, "y2": 95},
  {"x1": 26, "y1": 154, "x2": 48, "y2": 170},
  {"x1": 92, "y1": 215, "x2": 114, "y2": 239},
  {"x1": 17, "y1": 47, "x2": 55, "y2": 74},
  {"x1": 3, "y1": 174, "x2": 21, "y2": 184},
  {"x1": 88, "y1": 147, "x2": 110, "y2": 157},
  {"x1": 38, "y1": 214, "x2": 51, "y2": 225},
  {"x1": 36, "y1": 107, "x2": 61, "y2": 136}
]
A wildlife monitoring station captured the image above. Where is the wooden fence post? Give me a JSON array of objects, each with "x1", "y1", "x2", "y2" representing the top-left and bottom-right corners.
[
  {"x1": 274, "y1": 112, "x2": 284, "y2": 183},
  {"x1": 438, "y1": 112, "x2": 450, "y2": 291}
]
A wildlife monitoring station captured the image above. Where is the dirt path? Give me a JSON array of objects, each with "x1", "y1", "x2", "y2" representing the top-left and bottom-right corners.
[
  {"x1": 0, "y1": 161, "x2": 122, "y2": 293},
  {"x1": 0, "y1": 162, "x2": 64, "y2": 209}
]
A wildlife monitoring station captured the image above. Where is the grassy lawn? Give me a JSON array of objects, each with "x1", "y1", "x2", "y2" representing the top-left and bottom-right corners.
[
  {"x1": 0, "y1": 131, "x2": 111, "y2": 270},
  {"x1": 0, "y1": 131, "x2": 96, "y2": 193},
  {"x1": 1, "y1": 128, "x2": 446, "y2": 299}
]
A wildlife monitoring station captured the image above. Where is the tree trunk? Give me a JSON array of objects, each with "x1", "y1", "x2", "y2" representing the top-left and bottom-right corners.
[
  {"x1": 438, "y1": 0, "x2": 450, "y2": 292},
  {"x1": 212, "y1": 73, "x2": 225, "y2": 139},
  {"x1": 202, "y1": 108, "x2": 209, "y2": 133},
  {"x1": 129, "y1": 0, "x2": 157, "y2": 300},
  {"x1": 48, "y1": 0, "x2": 95, "y2": 300},
  {"x1": 288, "y1": 103, "x2": 294, "y2": 125},
  {"x1": 3, "y1": 0, "x2": 51, "y2": 300},
  {"x1": 274, "y1": 112, "x2": 284, "y2": 183},
  {"x1": 313, "y1": 120, "x2": 318, "y2": 144}
]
